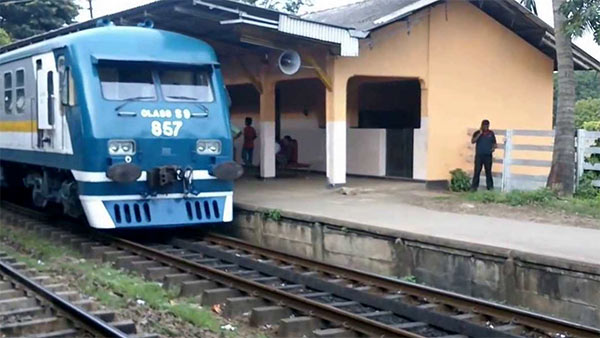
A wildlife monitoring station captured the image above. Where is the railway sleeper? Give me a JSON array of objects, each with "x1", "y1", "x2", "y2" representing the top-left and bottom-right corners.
[
  {"x1": 249, "y1": 305, "x2": 291, "y2": 327},
  {"x1": 277, "y1": 316, "x2": 322, "y2": 338},
  {"x1": 201, "y1": 287, "x2": 241, "y2": 306},
  {"x1": 223, "y1": 296, "x2": 267, "y2": 318},
  {"x1": 0, "y1": 317, "x2": 69, "y2": 336},
  {"x1": 179, "y1": 279, "x2": 217, "y2": 297},
  {"x1": 0, "y1": 305, "x2": 46, "y2": 320},
  {"x1": 0, "y1": 296, "x2": 38, "y2": 311},
  {"x1": 163, "y1": 273, "x2": 198, "y2": 290},
  {"x1": 145, "y1": 266, "x2": 179, "y2": 281},
  {"x1": 0, "y1": 289, "x2": 24, "y2": 300},
  {"x1": 313, "y1": 327, "x2": 357, "y2": 338}
]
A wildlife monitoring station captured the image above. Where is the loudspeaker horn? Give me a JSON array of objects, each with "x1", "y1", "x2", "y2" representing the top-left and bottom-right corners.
[{"x1": 278, "y1": 50, "x2": 302, "y2": 75}]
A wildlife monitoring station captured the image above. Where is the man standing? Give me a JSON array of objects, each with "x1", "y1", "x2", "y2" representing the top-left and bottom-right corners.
[
  {"x1": 471, "y1": 119, "x2": 497, "y2": 191},
  {"x1": 242, "y1": 117, "x2": 257, "y2": 166}
]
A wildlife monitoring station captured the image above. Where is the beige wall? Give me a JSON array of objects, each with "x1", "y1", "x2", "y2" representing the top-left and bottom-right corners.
[
  {"x1": 219, "y1": 0, "x2": 554, "y2": 181},
  {"x1": 427, "y1": 1, "x2": 554, "y2": 180}
]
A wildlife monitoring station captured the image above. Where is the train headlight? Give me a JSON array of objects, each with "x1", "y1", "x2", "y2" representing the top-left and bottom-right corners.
[
  {"x1": 196, "y1": 140, "x2": 221, "y2": 155},
  {"x1": 108, "y1": 140, "x2": 136, "y2": 156}
]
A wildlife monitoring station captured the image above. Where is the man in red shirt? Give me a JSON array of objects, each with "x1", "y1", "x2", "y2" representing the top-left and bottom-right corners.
[{"x1": 242, "y1": 117, "x2": 257, "y2": 166}]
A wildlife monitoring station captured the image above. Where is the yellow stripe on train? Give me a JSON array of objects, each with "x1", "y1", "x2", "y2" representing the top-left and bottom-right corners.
[{"x1": 0, "y1": 120, "x2": 38, "y2": 132}]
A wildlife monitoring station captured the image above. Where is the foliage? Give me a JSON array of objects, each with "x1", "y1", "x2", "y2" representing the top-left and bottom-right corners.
[
  {"x1": 575, "y1": 98, "x2": 600, "y2": 128},
  {"x1": 575, "y1": 71, "x2": 600, "y2": 101},
  {"x1": 400, "y1": 275, "x2": 418, "y2": 283},
  {"x1": 239, "y1": 0, "x2": 312, "y2": 13},
  {"x1": 0, "y1": 225, "x2": 227, "y2": 334},
  {"x1": 466, "y1": 189, "x2": 558, "y2": 206},
  {"x1": 553, "y1": 71, "x2": 600, "y2": 123},
  {"x1": 576, "y1": 171, "x2": 600, "y2": 199},
  {"x1": 449, "y1": 169, "x2": 471, "y2": 192},
  {"x1": 264, "y1": 209, "x2": 282, "y2": 221},
  {"x1": 520, "y1": 0, "x2": 538, "y2": 14},
  {"x1": 0, "y1": 27, "x2": 10, "y2": 46},
  {"x1": 0, "y1": 0, "x2": 79, "y2": 40},
  {"x1": 561, "y1": 0, "x2": 600, "y2": 43},
  {"x1": 461, "y1": 188, "x2": 600, "y2": 219},
  {"x1": 583, "y1": 120, "x2": 600, "y2": 131}
]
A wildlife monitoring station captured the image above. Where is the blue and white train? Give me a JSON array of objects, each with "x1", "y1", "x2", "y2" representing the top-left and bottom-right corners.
[{"x1": 0, "y1": 21, "x2": 243, "y2": 229}]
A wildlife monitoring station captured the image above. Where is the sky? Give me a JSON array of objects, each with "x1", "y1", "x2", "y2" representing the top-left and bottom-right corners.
[{"x1": 75, "y1": 0, "x2": 600, "y2": 60}]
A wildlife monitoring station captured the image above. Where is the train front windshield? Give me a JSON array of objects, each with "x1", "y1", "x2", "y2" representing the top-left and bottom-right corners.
[{"x1": 97, "y1": 62, "x2": 214, "y2": 102}]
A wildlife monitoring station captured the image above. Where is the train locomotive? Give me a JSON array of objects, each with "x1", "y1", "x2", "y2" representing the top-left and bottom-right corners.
[{"x1": 0, "y1": 21, "x2": 243, "y2": 229}]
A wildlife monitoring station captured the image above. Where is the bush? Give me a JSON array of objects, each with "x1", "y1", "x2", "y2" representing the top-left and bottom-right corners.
[
  {"x1": 576, "y1": 172, "x2": 600, "y2": 199},
  {"x1": 582, "y1": 120, "x2": 600, "y2": 131},
  {"x1": 504, "y1": 189, "x2": 556, "y2": 206},
  {"x1": 466, "y1": 189, "x2": 557, "y2": 206},
  {"x1": 449, "y1": 169, "x2": 471, "y2": 192}
]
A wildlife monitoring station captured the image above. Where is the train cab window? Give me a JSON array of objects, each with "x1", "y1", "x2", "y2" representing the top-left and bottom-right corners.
[
  {"x1": 15, "y1": 69, "x2": 25, "y2": 114},
  {"x1": 159, "y1": 69, "x2": 214, "y2": 102},
  {"x1": 98, "y1": 64, "x2": 156, "y2": 101},
  {"x1": 3, "y1": 72, "x2": 12, "y2": 114}
]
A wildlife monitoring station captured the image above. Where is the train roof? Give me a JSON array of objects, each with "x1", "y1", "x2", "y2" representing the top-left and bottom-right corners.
[{"x1": 0, "y1": 25, "x2": 218, "y2": 65}]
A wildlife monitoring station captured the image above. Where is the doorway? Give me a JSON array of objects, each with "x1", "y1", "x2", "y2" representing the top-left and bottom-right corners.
[{"x1": 349, "y1": 77, "x2": 421, "y2": 178}]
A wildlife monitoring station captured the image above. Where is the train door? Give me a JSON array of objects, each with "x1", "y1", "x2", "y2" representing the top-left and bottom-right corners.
[{"x1": 32, "y1": 52, "x2": 62, "y2": 152}]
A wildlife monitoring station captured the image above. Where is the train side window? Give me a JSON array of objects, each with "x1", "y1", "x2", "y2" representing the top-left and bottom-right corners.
[
  {"x1": 15, "y1": 69, "x2": 25, "y2": 114},
  {"x1": 3, "y1": 72, "x2": 12, "y2": 114},
  {"x1": 47, "y1": 71, "x2": 55, "y2": 125},
  {"x1": 60, "y1": 67, "x2": 76, "y2": 107}
]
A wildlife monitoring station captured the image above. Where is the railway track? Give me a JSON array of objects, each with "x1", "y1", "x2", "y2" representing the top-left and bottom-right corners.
[
  {"x1": 0, "y1": 253, "x2": 138, "y2": 337},
  {"x1": 1, "y1": 202, "x2": 599, "y2": 338}
]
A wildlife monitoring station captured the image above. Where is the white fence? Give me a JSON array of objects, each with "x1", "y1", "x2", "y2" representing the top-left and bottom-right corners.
[
  {"x1": 469, "y1": 128, "x2": 600, "y2": 192},
  {"x1": 576, "y1": 129, "x2": 600, "y2": 188}
]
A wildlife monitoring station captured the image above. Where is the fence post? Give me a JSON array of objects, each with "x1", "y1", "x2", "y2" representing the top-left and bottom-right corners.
[
  {"x1": 502, "y1": 129, "x2": 513, "y2": 192},
  {"x1": 576, "y1": 129, "x2": 586, "y2": 188}
]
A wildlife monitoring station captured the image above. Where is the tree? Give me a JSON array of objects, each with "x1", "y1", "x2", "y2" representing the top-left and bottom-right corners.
[
  {"x1": 0, "y1": 27, "x2": 10, "y2": 46},
  {"x1": 547, "y1": 0, "x2": 578, "y2": 195},
  {"x1": 239, "y1": 0, "x2": 311, "y2": 13},
  {"x1": 548, "y1": 0, "x2": 600, "y2": 195},
  {"x1": 523, "y1": 0, "x2": 600, "y2": 195},
  {"x1": 0, "y1": 0, "x2": 79, "y2": 41},
  {"x1": 520, "y1": 0, "x2": 538, "y2": 15}
]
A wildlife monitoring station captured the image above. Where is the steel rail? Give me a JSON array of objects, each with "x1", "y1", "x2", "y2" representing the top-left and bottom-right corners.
[
  {"x1": 0, "y1": 258, "x2": 129, "y2": 338},
  {"x1": 204, "y1": 234, "x2": 600, "y2": 338},
  {"x1": 100, "y1": 234, "x2": 425, "y2": 338}
]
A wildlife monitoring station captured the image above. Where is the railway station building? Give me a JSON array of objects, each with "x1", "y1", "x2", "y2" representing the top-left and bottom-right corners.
[{"x1": 7, "y1": 0, "x2": 599, "y2": 187}]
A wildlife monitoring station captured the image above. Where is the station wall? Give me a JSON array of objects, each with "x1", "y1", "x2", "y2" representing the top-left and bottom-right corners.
[
  {"x1": 426, "y1": 1, "x2": 554, "y2": 180},
  {"x1": 222, "y1": 0, "x2": 554, "y2": 182}
]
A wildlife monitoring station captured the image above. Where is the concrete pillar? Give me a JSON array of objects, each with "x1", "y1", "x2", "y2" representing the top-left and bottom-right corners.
[
  {"x1": 413, "y1": 81, "x2": 429, "y2": 180},
  {"x1": 325, "y1": 58, "x2": 347, "y2": 186},
  {"x1": 259, "y1": 79, "x2": 276, "y2": 178}
]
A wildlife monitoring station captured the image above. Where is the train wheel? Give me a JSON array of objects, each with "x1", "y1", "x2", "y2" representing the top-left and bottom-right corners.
[{"x1": 60, "y1": 180, "x2": 82, "y2": 218}]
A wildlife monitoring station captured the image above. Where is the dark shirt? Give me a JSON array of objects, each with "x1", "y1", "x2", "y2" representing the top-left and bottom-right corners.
[
  {"x1": 243, "y1": 126, "x2": 256, "y2": 149},
  {"x1": 474, "y1": 130, "x2": 497, "y2": 155}
]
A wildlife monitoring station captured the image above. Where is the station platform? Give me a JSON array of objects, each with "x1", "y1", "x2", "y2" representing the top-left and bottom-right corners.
[{"x1": 233, "y1": 173, "x2": 600, "y2": 268}]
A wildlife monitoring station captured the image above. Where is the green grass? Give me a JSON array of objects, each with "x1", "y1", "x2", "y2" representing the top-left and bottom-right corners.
[
  {"x1": 459, "y1": 189, "x2": 600, "y2": 219},
  {"x1": 0, "y1": 223, "x2": 225, "y2": 334}
]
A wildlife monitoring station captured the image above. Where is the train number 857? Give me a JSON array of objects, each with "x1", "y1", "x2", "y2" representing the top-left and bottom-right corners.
[{"x1": 151, "y1": 120, "x2": 183, "y2": 137}]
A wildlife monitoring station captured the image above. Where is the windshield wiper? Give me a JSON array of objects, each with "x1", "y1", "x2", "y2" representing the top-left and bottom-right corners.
[
  {"x1": 166, "y1": 95, "x2": 199, "y2": 101},
  {"x1": 114, "y1": 96, "x2": 155, "y2": 111},
  {"x1": 165, "y1": 96, "x2": 210, "y2": 117}
]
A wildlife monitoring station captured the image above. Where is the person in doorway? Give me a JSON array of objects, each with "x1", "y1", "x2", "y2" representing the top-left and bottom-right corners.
[
  {"x1": 471, "y1": 119, "x2": 497, "y2": 191},
  {"x1": 242, "y1": 117, "x2": 257, "y2": 166}
]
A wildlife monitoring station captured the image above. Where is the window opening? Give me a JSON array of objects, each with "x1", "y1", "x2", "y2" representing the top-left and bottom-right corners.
[
  {"x1": 15, "y1": 69, "x2": 25, "y2": 114},
  {"x1": 3, "y1": 72, "x2": 12, "y2": 114}
]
